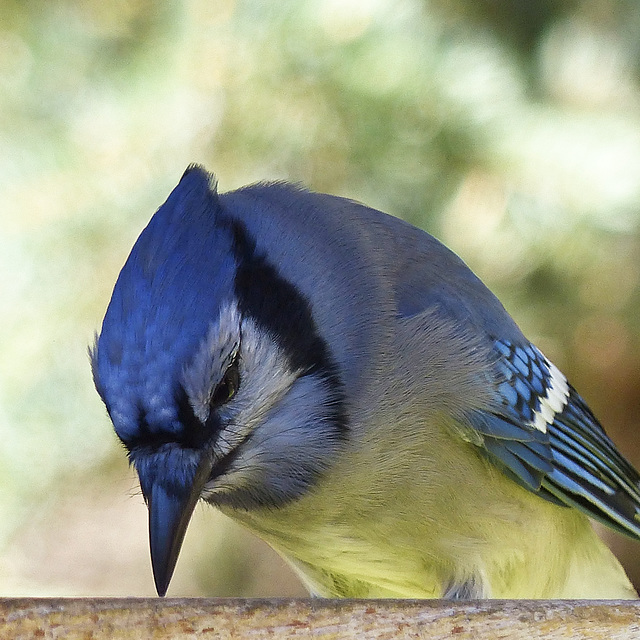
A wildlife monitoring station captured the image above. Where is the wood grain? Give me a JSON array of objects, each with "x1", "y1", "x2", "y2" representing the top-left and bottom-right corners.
[{"x1": 1, "y1": 598, "x2": 639, "y2": 639}]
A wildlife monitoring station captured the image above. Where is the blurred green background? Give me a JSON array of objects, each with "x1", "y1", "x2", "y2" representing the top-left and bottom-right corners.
[{"x1": 1, "y1": 0, "x2": 639, "y2": 597}]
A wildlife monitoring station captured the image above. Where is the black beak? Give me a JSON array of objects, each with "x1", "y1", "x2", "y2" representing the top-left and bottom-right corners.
[{"x1": 147, "y1": 458, "x2": 213, "y2": 596}]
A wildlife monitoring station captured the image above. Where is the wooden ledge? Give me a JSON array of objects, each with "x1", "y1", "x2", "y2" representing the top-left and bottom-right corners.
[{"x1": 1, "y1": 598, "x2": 639, "y2": 639}]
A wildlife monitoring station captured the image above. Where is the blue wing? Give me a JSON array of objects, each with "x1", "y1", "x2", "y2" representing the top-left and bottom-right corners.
[{"x1": 467, "y1": 339, "x2": 640, "y2": 539}]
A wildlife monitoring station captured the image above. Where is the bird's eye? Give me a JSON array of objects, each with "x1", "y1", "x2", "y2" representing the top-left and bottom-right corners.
[{"x1": 210, "y1": 358, "x2": 240, "y2": 408}]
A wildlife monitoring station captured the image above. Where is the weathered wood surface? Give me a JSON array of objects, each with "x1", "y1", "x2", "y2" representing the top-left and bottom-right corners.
[{"x1": 1, "y1": 598, "x2": 639, "y2": 639}]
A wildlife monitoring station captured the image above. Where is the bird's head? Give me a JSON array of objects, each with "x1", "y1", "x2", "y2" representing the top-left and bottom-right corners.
[{"x1": 91, "y1": 166, "x2": 347, "y2": 595}]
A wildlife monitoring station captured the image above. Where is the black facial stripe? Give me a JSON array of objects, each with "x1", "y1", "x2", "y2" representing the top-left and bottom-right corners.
[
  {"x1": 228, "y1": 219, "x2": 321, "y2": 372},
  {"x1": 208, "y1": 429, "x2": 253, "y2": 484},
  {"x1": 124, "y1": 386, "x2": 220, "y2": 453},
  {"x1": 224, "y1": 217, "x2": 348, "y2": 438}
]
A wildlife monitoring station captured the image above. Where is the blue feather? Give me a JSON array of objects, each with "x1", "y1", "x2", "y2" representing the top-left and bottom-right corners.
[{"x1": 468, "y1": 339, "x2": 640, "y2": 541}]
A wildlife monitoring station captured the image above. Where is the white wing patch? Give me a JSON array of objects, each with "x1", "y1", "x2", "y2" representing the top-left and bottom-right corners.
[{"x1": 530, "y1": 360, "x2": 569, "y2": 434}]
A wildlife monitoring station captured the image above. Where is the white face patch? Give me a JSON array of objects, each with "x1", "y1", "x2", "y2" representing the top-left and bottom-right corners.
[
  {"x1": 181, "y1": 300, "x2": 299, "y2": 461},
  {"x1": 209, "y1": 315, "x2": 299, "y2": 461},
  {"x1": 530, "y1": 360, "x2": 569, "y2": 434},
  {"x1": 178, "y1": 298, "x2": 346, "y2": 508},
  {"x1": 201, "y1": 369, "x2": 341, "y2": 504},
  {"x1": 181, "y1": 302, "x2": 242, "y2": 424}
]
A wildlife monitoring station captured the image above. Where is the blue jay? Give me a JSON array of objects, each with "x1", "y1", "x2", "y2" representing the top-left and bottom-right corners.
[{"x1": 92, "y1": 165, "x2": 640, "y2": 598}]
